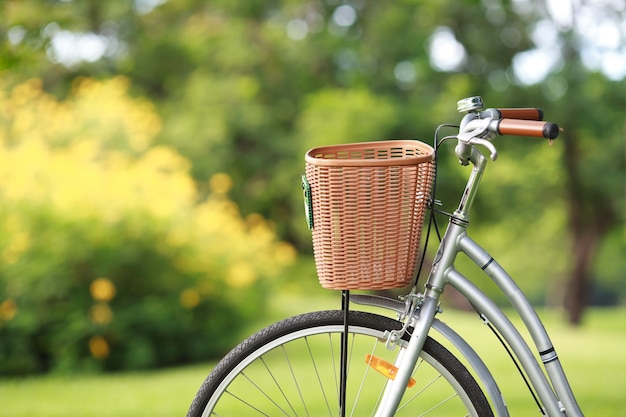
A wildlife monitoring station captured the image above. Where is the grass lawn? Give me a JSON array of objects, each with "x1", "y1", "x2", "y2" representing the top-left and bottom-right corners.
[
  {"x1": 432, "y1": 306, "x2": 626, "y2": 416},
  {"x1": 1, "y1": 294, "x2": 625, "y2": 416},
  {"x1": 0, "y1": 364, "x2": 208, "y2": 417}
]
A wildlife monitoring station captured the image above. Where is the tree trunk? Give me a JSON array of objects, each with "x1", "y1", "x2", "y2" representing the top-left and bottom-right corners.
[
  {"x1": 561, "y1": 129, "x2": 614, "y2": 325},
  {"x1": 563, "y1": 228, "x2": 599, "y2": 325}
]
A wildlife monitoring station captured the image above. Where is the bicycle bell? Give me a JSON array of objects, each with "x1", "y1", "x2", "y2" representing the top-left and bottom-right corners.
[{"x1": 457, "y1": 96, "x2": 484, "y2": 113}]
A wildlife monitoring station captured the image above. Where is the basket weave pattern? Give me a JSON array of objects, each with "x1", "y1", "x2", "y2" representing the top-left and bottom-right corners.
[{"x1": 305, "y1": 140, "x2": 435, "y2": 290}]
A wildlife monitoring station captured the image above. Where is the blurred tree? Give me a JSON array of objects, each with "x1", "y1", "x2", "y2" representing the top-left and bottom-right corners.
[
  {"x1": 500, "y1": 0, "x2": 626, "y2": 324},
  {"x1": 0, "y1": 78, "x2": 295, "y2": 374},
  {"x1": 1, "y1": 0, "x2": 624, "y2": 326}
]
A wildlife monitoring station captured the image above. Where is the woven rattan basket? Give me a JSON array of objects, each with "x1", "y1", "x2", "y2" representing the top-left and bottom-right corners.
[{"x1": 304, "y1": 140, "x2": 435, "y2": 290}]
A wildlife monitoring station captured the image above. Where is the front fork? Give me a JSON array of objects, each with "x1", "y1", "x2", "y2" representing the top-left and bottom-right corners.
[
  {"x1": 374, "y1": 219, "x2": 469, "y2": 416},
  {"x1": 374, "y1": 294, "x2": 441, "y2": 417}
]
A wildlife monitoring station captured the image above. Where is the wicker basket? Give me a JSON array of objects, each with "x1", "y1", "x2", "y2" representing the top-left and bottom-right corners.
[{"x1": 304, "y1": 140, "x2": 435, "y2": 290}]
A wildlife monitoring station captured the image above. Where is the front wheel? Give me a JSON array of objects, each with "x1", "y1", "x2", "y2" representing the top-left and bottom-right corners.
[{"x1": 187, "y1": 310, "x2": 493, "y2": 416}]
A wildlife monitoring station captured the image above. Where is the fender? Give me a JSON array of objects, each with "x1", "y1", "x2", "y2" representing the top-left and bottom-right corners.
[{"x1": 350, "y1": 294, "x2": 509, "y2": 417}]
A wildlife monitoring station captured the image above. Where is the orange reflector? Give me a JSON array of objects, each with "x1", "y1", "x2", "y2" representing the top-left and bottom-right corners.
[{"x1": 365, "y1": 354, "x2": 416, "y2": 388}]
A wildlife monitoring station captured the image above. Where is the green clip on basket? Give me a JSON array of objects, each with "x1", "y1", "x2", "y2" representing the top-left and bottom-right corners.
[{"x1": 303, "y1": 140, "x2": 435, "y2": 290}]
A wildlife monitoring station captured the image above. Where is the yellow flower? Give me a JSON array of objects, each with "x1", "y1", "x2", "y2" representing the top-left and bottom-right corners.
[
  {"x1": 180, "y1": 288, "x2": 201, "y2": 309},
  {"x1": 0, "y1": 298, "x2": 17, "y2": 321},
  {"x1": 88, "y1": 336, "x2": 110, "y2": 359},
  {"x1": 89, "y1": 303, "x2": 113, "y2": 326},
  {"x1": 90, "y1": 278, "x2": 116, "y2": 302},
  {"x1": 273, "y1": 242, "x2": 297, "y2": 265},
  {"x1": 209, "y1": 172, "x2": 233, "y2": 194},
  {"x1": 226, "y1": 262, "x2": 257, "y2": 288}
]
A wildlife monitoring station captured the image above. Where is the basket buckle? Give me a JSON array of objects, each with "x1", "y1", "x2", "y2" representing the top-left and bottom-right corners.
[{"x1": 301, "y1": 175, "x2": 314, "y2": 230}]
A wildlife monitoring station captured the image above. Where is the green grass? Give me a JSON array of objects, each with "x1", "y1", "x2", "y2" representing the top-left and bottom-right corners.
[
  {"x1": 0, "y1": 364, "x2": 209, "y2": 417},
  {"x1": 432, "y1": 306, "x2": 626, "y2": 416},
  {"x1": 2, "y1": 295, "x2": 625, "y2": 416}
]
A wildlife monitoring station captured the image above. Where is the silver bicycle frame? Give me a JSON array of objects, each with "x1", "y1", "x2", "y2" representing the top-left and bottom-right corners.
[{"x1": 357, "y1": 147, "x2": 584, "y2": 417}]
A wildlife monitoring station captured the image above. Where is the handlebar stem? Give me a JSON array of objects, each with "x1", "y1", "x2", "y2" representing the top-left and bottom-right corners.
[
  {"x1": 456, "y1": 113, "x2": 480, "y2": 165},
  {"x1": 454, "y1": 148, "x2": 488, "y2": 224}
]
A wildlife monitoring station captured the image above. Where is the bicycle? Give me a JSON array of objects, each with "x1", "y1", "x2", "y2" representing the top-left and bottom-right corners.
[{"x1": 186, "y1": 96, "x2": 584, "y2": 417}]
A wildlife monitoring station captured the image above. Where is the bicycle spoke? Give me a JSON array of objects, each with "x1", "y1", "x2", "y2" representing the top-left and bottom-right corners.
[
  {"x1": 417, "y1": 393, "x2": 462, "y2": 417},
  {"x1": 280, "y1": 344, "x2": 309, "y2": 416},
  {"x1": 350, "y1": 338, "x2": 380, "y2": 417},
  {"x1": 397, "y1": 373, "x2": 444, "y2": 412},
  {"x1": 242, "y1": 371, "x2": 293, "y2": 416},
  {"x1": 259, "y1": 357, "x2": 298, "y2": 416},
  {"x1": 328, "y1": 332, "x2": 339, "y2": 399},
  {"x1": 222, "y1": 389, "x2": 271, "y2": 416},
  {"x1": 304, "y1": 336, "x2": 333, "y2": 416}
]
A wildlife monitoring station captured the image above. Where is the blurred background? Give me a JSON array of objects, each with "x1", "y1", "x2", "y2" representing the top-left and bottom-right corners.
[{"x1": 0, "y1": 0, "x2": 624, "y2": 377}]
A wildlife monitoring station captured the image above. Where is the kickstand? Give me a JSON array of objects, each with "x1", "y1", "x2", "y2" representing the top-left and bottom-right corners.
[{"x1": 339, "y1": 290, "x2": 350, "y2": 417}]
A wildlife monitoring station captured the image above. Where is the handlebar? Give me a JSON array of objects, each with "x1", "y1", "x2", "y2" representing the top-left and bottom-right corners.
[
  {"x1": 489, "y1": 119, "x2": 560, "y2": 139},
  {"x1": 456, "y1": 98, "x2": 545, "y2": 122},
  {"x1": 480, "y1": 107, "x2": 544, "y2": 121},
  {"x1": 460, "y1": 117, "x2": 560, "y2": 142},
  {"x1": 455, "y1": 97, "x2": 561, "y2": 163},
  {"x1": 450, "y1": 96, "x2": 562, "y2": 217}
]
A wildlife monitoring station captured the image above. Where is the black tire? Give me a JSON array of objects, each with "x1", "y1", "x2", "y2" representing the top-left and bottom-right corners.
[{"x1": 188, "y1": 310, "x2": 493, "y2": 416}]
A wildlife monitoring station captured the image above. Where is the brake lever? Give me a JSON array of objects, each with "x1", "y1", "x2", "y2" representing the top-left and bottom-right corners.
[{"x1": 470, "y1": 138, "x2": 498, "y2": 161}]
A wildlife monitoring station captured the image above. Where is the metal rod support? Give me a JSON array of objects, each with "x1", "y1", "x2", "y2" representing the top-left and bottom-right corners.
[{"x1": 339, "y1": 290, "x2": 350, "y2": 417}]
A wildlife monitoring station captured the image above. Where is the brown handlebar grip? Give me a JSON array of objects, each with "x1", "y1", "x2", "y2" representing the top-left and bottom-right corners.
[
  {"x1": 496, "y1": 119, "x2": 560, "y2": 139},
  {"x1": 497, "y1": 108, "x2": 543, "y2": 121}
]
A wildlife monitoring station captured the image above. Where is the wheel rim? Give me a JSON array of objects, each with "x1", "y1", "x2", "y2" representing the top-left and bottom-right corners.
[{"x1": 202, "y1": 323, "x2": 483, "y2": 416}]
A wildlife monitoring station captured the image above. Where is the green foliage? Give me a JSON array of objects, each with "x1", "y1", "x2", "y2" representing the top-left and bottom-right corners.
[
  {"x1": 0, "y1": 79, "x2": 295, "y2": 374},
  {"x1": 0, "y1": 0, "x2": 624, "y2": 368},
  {"x1": 297, "y1": 88, "x2": 397, "y2": 148}
]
